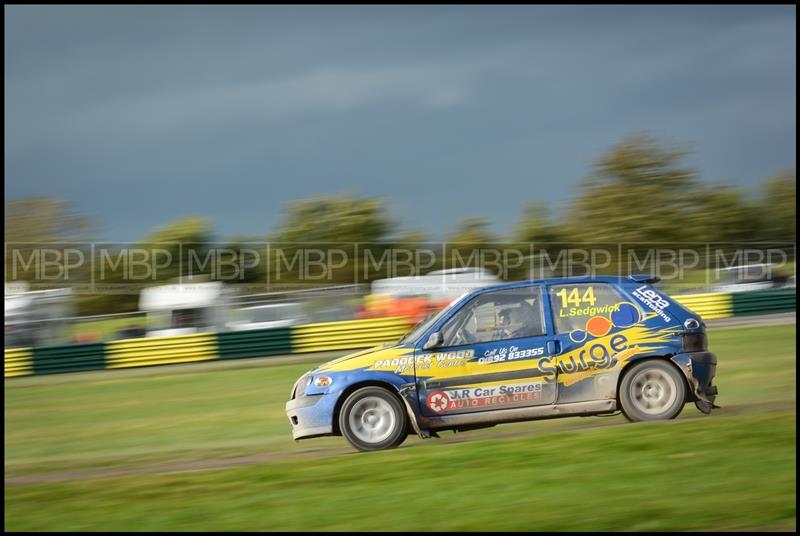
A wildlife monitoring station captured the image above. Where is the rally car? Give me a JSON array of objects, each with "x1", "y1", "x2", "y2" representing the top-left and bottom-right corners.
[{"x1": 285, "y1": 275, "x2": 718, "y2": 451}]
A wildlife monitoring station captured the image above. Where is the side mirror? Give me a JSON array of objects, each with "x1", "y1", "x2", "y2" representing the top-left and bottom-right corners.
[{"x1": 423, "y1": 331, "x2": 443, "y2": 350}]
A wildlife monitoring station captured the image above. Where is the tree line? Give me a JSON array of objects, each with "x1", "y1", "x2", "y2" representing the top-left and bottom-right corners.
[{"x1": 5, "y1": 134, "x2": 796, "y2": 315}]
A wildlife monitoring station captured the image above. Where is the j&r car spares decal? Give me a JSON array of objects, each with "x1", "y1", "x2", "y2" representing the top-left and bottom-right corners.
[{"x1": 426, "y1": 381, "x2": 543, "y2": 413}]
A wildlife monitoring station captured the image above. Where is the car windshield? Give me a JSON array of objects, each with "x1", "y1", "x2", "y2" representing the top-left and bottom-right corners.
[{"x1": 398, "y1": 294, "x2": 466, "y2": 344}]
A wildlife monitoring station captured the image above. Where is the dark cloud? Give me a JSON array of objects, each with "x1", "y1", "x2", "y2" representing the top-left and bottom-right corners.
[{"x1": 5, "y1": 5, "x2": 796, "y2": 240}]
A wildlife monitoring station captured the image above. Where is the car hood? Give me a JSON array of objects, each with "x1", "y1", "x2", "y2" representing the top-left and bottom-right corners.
[{"x1": 313, "y1": 342, "x2": 414, "y2": 374}]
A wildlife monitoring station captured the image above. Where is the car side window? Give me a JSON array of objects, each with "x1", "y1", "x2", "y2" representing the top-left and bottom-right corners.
[
  {"x1": 440, "y1": 286, "x2": 546, "y2": 347},
  {"x1": 548, "y1": 283, "x2": 632, "y2": 334}
]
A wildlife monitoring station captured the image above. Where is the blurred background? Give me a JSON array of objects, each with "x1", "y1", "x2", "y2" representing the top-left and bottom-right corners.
[{"x1": 4, "y1": 5, "x2": 796, "y2": 532}]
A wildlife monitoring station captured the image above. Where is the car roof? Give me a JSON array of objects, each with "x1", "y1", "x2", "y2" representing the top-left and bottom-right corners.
[{"x1": 465, "y1": 275, "x2": 642, "y2": 296}]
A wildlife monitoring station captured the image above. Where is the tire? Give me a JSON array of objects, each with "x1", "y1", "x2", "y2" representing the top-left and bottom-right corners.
[
  {"x1": 619, "y1": 360, "x2": 686, "y2": 422},
  {"x1": 339, "y1": 386, "x2": 409, "y2": 452}
]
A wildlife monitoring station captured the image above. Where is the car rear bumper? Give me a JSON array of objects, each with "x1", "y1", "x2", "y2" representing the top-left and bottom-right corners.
[
  {"x1": 670, "y1": 351, "x2": 718, "y2": 414},
  {"x1": 285, "y1": 392, "x2": 338, "y2": 440}
]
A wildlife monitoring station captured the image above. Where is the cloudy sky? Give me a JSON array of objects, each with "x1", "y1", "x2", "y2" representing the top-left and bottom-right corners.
[{"x1": 5, "y1": 5, "x2": 796, "y2": 241}]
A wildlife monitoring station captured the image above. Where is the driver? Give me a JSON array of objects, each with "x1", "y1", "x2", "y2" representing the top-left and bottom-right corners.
[{"x1": 497, "y1": 306, "x2": 528, "y2": 338}]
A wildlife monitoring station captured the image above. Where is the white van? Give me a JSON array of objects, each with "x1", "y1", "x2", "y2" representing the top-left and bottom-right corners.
[
  {"x1": 139, "y1": 281, "x2": 234, "y2": 337},
  {"x1": 226, "y1": 303, "x2": 305, "y2": 331},
  {"x1": 370, "y1": 267, "x2": 502, "y2": 302}
]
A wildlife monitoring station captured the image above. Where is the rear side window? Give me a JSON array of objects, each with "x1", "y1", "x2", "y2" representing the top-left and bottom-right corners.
[{"x1": 548, "y1": 283, "x2": 637, "y2": 335}]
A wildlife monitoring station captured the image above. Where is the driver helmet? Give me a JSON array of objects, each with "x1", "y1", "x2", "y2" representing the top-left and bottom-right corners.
[{"x1": 498, "y1": 305, "x2": 526, "y2": 335}]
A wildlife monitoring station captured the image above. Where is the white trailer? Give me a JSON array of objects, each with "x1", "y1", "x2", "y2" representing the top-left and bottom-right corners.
[
  {"x1": 139, "y1": 281, "x2": 234, "y2": 337},
  {"x1": 370, "y1": 267, "x2": 502, "y2": 302},
  {"x1": 4, "y1": 283, "x2": 74, "y2": 347}
]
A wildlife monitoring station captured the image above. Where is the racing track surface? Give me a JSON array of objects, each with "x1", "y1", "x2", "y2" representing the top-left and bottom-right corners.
[
  {"x1": 5, "y1": 398, "x2": 793, "y2": 486},
  {"x1": 5, "y1": 315, "x2": 796, "y2": 487}
]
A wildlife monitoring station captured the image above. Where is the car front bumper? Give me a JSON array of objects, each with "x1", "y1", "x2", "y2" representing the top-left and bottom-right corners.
[
  {"x1": 670, "y1": 351, "x2": 718, "y2": 414},
  {"x1": 285, "y1": 392, "x2": 339, "y2": 440}
]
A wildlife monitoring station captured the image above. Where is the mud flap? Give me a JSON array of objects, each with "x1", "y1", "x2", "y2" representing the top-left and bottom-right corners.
[
  {"x1": 670, "y1": 352, "x2": 718, "y2": 414},
  {"x1": 695, "y1": 400, "x2": 713, "y2": 414},
  {"x1": 695, "y1": 385, "x2": 720, "y2": 414},
  {"x1": 398, "y1": 384, "x2": 427, "y2": 438}
]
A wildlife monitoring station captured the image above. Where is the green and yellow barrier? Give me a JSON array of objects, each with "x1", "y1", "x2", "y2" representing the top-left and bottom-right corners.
[
  {"x1": 106, "y1": 333, "x2": 219, "y2": 369},
  {"x1": 217, "y1": 328, "x2": 293, "y2": 359},
  {"x1": 32, "y1": 343, "x2": 106, "y2": 375},
  {"x1": 731, "y1": 288, "x2": 796, "y2": 317},
  {"x1": 291, "y1": 316, "x2": 412, "y2": 354},
  {"x1": 4, "y1": 347, "x2": 32, "y2": 378},
  {"x1": 674, "y1": 292, "x2": 733, "y2": 320},
  {"x1": 5, "y1": 286, "x2": 796, "y2": 378}
]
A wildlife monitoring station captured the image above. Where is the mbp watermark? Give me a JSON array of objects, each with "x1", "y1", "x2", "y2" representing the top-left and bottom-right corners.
[
  {"x1": 8, "y1": 244, "x2": 87, "y2": 281},
  {"x1": 4, "y1": 241, "x2": 795, "y2": 294}
]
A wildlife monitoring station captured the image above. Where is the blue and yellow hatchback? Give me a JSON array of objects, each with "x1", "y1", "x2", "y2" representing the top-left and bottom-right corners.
[{"x1": 286, "y1": 276, "x2": 718, "y2": 451}]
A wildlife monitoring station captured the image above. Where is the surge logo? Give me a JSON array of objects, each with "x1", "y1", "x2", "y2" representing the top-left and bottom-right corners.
[
  {"x1": 547, "y1": 325, "x2": 674, "y2": 386},
  {"x1": 538, "y1": 333, "x2": 631, "y2": 376}
]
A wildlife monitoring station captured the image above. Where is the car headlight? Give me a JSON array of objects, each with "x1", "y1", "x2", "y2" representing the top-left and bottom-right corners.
[
  {"x1": 313, "y1": 375, "x2": 332, "y2": 388},
  {"x1": 293, "y1": 373, "x2": 313, "y2": 398}
]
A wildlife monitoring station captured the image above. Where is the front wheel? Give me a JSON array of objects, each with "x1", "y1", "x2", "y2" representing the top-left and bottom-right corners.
[
  {"x1": 339, "y1": 386, "x2": 408, "y2": 451},
  {"x1": 619, "y1": 360, "x2": 686, "y2": 422}
]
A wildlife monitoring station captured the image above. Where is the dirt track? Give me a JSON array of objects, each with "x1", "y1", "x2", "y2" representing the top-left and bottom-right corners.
[{"x1": 6, "y1": 400, "x2": 792, "y2": 486}]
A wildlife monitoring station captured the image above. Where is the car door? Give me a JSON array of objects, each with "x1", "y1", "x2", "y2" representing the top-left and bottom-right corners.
[
  {"x1": 414, "y1": 284, "x2": 559, "y2": 418},
  {"x1": 546, "y1": 282, "x2": 646, "y2": 404}
]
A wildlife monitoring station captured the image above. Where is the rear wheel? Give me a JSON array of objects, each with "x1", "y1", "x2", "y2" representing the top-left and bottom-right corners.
[
  {"x1": 619, "y1": 360, "x2": 686, "y2": 422},
  {"x1": 339, "y1": 386, "x2": 408, "y2": 451}
]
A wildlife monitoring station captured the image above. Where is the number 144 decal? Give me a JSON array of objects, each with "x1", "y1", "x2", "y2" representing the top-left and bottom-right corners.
[{"x1": 555, "y1": 287, "x2": 597, "y2": 308}]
